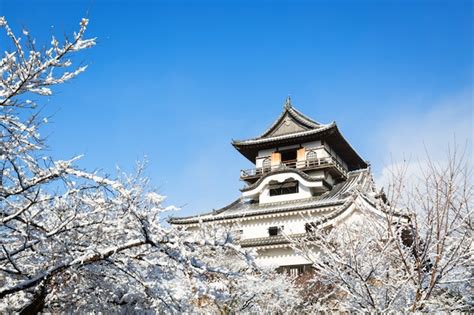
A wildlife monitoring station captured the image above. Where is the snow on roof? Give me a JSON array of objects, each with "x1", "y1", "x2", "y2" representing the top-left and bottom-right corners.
[{"x1": 169, "y1": 168, "x2": 375, "y2": 225}]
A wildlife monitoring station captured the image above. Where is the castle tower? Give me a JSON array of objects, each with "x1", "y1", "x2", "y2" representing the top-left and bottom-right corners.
[
  {"x1": 169, "y1": 98, "x2": 390, "y2": 275},
  {"x1": 233, "y1": 96, "x2": 367, "y2": 204}
]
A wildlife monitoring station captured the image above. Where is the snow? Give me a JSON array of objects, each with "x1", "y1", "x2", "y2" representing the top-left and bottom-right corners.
[{"x1": 1, "y1": 13, "x2": 471, "y2": 314}]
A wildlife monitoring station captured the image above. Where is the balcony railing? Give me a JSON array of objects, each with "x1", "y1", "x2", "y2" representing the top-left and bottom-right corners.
[
  {"x1": 240, "y1": 156, "x2": 348, "y2": 180},
  {"x1": 240, "y1": 167, "x2": 271, "y2": 178}
]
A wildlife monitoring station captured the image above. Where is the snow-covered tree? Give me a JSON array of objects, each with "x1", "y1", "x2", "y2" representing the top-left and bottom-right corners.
[
  {"x1": 0, "y1": 17, "x2": 300, "y2": 313},
  {"x1": 292, "y1": 148, "x2": 473, "y2": 312},
  {"x1": 186, "y1": 227, "x2": 303, "y2": 313}
]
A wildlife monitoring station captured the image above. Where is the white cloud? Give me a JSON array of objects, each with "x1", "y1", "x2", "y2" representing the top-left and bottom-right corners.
[{"x1": 374, "y1": 89, "x2": 473, "y2": 190}]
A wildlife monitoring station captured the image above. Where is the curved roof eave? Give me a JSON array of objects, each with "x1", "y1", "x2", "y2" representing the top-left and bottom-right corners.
[
  {"x1": 240, "y1": 168, "x2": 325, "y2": 192},
  {"x1": 258, "y1": 104, "x2": 322, "y2": 138},
  {"x1": 328, "y1": 124, "x2": 369, "y2": 169},
  {"x1": 232, "y1": 122, "x2": 368, "y2": 170},
  {"x1": 232, "y1": 122, "x2": 336, "y2": 147},
  {"x1": 168, "y1": 198, "x2": 347, "y2": 225},
  {"x1": 168, "y1": 168, "x2": 375, "y2": 225}
]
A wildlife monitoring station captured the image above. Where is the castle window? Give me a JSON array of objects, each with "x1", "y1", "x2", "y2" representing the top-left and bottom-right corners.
[
  {"x1": 269, "y1": 180, "x2": 299, "y2": 196},
  {"x1": 280, "y1": 149, "x2": 297, "y2": 162},
  {"x1": 307, "y1": 150, "x2": 318, "y2": 161},
  {"x1": 268, "y1": 226, "x2": 283, "y2": 236}
]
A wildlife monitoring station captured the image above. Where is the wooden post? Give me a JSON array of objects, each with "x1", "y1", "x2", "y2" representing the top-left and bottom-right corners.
[
  {"x1": 296, "y1": 147, "x2": 306, "y2": 168},
  {"x1": 271, "y1": 152, "x2": 281, "y2": 169}
]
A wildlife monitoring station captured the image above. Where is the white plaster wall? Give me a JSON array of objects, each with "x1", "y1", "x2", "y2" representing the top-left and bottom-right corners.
[
  {"x1": 236, "y1": 212, "x2": 322, "y2": 239},
  {"x1": 305, "y1": 169, "x2": 325, "y2": 178},
  {"x1": 259, "y1": 182, "x2": 313, "y2": 203},
  {"x1": 255, "y1": 157, "x2": 264, "y2": 168},
  {"x1": 303, "y1": 140, "x2": 321, "y2": 149},
  {"x1": 178, "y1": 199, "x2": 377, "y2": 269},
  {"x1": 242, "y1": 172, "x2": 324, "y2": 203},
  {"x1": 257, "y1": 148, "x2": 275, "y2": 158},
  {"x1": 256, "y1": 149, "x2": 274, "y2": 167},
  {"x1": 255, "y1": 247, "x2": 312, "y2": 267},
  {"x1": 230, "y1": 202, "x2": 369, "y2": 241},
  {"x1": 183, "y1": 210, "x2": 328, "y2": 240},
  {"x1": 185, "y1": 224, "x2": 312, "y2": 268},
  {"x1": 275, "y1": 144, "x2": 300, "y2": 151}
]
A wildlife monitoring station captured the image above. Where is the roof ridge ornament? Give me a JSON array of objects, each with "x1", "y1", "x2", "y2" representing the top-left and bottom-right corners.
[{"x1": 284, "y1": 95, "x2": 292, "y2": 109}]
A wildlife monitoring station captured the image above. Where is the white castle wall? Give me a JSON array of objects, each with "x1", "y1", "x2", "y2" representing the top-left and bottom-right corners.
[
  {"x1": 259, "y1": 184, "x2": 312, "y2": 203},
  {"x1": 238, "y1": 212, "x2": 319, "y2": 239},
  {"x1": 182, "y1": 202, "x2": 372, "y2": 269},
  {"x1": 255, "y1": 247, "x2": 312, "y2": 267},
  {"x1": 242, "y1": 172, "x2": 327, "y2": 204}
]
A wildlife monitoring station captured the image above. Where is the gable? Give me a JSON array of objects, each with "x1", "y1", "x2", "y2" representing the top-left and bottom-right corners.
[{"x1": 268, "y1": 113, "x2": 310, "y2": 137}]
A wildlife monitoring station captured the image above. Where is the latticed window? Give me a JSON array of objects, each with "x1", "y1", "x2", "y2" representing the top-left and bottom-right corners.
[
  {"x1": 269, "y1": 180, "x2": 299, "y2": 196},
  {"x1": 262, "y1": 157, "x2": 271, "y2": 170},
  {"x1": 307, "y1": 150, "x2": 318, "y2": 161}
]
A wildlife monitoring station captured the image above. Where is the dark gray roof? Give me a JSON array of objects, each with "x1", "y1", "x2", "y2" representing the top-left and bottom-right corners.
[
  {"x1": 231, "y1": 100, "x2": 368, "y2": 170},
  {"x1": 231, "y1": 98, "x2": 331, "y2": 155},
  {"x1": 256, "y1": 97, "x2": 323, "y2": 138},
  {"x1": 169, "y1": 168, "x2": 375, "y2": 225}
]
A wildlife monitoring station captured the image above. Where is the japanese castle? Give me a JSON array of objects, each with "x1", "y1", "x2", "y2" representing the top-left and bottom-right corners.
[{"x1": 169, "y1": 97, "x2": 388, "y2": 275}]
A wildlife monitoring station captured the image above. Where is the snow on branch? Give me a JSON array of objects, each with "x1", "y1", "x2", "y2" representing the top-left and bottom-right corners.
[{"x1": 0, "y1": 17, "x2": 300, "y2": 313}]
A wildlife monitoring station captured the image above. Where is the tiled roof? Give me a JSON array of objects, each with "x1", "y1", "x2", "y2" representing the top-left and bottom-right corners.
[
  {"x1": 232, "y1": 98, "x2": 332, "y2": 145},
  {"x1": 257, "y1": 99, "x2": 323, "y2": 138},
  {"x1": 232, "y1": 122, "x2": 336, "y2": 146},
  {"x1": 168, "y1": 168, "x2": 375, "y2": 225},
  {"x1": 230, "y1": 99, "x2": 368, "y2": 169},
  {"x1": 239, "y1": 233, "x2": 307, "y2": 247}
]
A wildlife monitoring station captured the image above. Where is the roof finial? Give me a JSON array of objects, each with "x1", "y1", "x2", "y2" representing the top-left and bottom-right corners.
[{"x1": 284, "y1": 95, "x2": 292, "y2": 109}]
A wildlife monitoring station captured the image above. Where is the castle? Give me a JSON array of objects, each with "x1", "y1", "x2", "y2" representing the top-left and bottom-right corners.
[{"x1": 169, "y1": 97, "x2": 389, "y2": 276}]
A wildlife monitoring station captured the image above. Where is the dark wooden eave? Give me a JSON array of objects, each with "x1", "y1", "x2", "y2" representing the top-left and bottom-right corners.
[{"x1": 232, "y1": 123, "x2": 368, "y2": 171}]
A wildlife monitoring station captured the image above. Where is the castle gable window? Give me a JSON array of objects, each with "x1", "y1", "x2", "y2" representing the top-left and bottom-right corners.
[{"x1": 269, "y1": 180, "x2": 299, "y2": 196}]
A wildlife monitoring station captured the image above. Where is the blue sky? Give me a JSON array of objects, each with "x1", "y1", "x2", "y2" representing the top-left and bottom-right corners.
[{"x1": 1, "y1": 0, "x2": 472, "y2": 216}]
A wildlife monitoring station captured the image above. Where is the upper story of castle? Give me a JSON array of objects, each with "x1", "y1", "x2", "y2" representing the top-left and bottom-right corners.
[{"x1": 232, "y1": 97, "x2": 368, "y2": 204}]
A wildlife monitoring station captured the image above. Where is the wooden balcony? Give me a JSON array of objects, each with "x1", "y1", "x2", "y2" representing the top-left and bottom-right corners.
[{"x1": 240, "y1": 156, "x2": 348, "y2": 181}]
